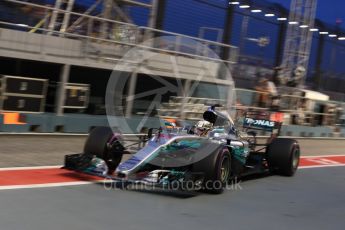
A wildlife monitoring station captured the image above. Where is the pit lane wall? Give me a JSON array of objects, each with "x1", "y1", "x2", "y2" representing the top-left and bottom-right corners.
[{"x1": 0, "y1": 113, "x2": 344, "y2": 138}]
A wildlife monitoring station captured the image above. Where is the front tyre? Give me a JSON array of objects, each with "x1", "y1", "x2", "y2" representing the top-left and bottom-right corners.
[
  {"x1": 193, "y1": 148, "x2": 231, "y2": 194},
  {"x1": 84, "y1": 126, "x2": 124, "y2": 172},
  {"x1": 266, "y1": 138, "x2": 300, "y2": 176}
]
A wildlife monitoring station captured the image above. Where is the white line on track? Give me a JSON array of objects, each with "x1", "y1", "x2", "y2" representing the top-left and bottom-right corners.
[
  {"x1": 0, "y1": 165, "x2": 61, "y2": 171},
  {"x1": 299, "y1": 164, "x2": 345, "y2": 169},
  {"x1": 0, "y1": 181, "x2": 102, "y2": 190},
  {"x1": 301, "y1": 154, "x2": 345, "y2": 158}
]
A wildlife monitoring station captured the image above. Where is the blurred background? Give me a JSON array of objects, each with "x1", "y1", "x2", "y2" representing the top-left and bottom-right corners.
[{"x1": 0, "y1": 0, "x2": 344, "y2": 137}]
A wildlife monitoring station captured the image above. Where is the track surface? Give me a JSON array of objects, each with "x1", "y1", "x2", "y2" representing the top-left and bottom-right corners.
[
  {"x1": 0, "y1": 136, "x2": 344, "y2": 230},
  {"x1": 0, "y1": 166, "x2": 344, "y2": 230}
]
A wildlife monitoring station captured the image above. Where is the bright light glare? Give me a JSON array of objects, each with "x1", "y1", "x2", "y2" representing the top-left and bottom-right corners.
[
  {"x1": 299, "y1": 25, "x2": 309, "y2": 28},
  {"x1": 289, "y1": 21, "x2": 299, "y2": 25},
  {"x1": 229, "y1": 1, "x2": 240, "y2": 5},
  {"x1": 265, "y1": 13, "x2": 275, "y2": 17},
  {"x1": 239, "y1": 5, "x2": 250, "y2": 8},
  {"x1": 329, "y1": 34, "x2": 337, "y2": 38},
  {"x1": 251, "y1": 9, "x2": 262, "y2": 13},
  {"x1": 277, "y1": 18, "x2": 287, "y2": 21},
  {"x1": 319, "y1": 31, "x2": 329, "y2": 35},
  {"x1": 17, "y1": 24, "x2": 28, "y2": 27},
  {"x1": 310, "y1": 28, "x2": 319, "y2": 32},
  {"x1": 338, "y1": 37, "x2": 345, "y2": 40}
]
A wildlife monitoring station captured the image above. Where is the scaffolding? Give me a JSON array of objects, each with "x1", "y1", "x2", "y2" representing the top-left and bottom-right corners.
[
  {"x1": 47, "y1": 0, "x2": 158, "y2": 37},
  {"x1": 279, "y1": 0, "x2": 317, "y2": 87}
]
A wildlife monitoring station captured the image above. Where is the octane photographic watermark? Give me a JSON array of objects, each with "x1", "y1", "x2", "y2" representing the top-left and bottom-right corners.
[
  {"x1": 105, "y1": 35, "x2": 236, "y2": 134},
  {"x1": 105, "y1": 35, "x2": 237, "y2": 168},
  {"x1": 103, "y1": 177, "x2": 243, "y2": 192}
]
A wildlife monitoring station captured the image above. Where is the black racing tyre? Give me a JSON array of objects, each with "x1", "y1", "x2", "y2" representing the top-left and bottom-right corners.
[
  {"x1": 84, "y1": 126, "x2": 113, "y2": 158},
  {"x1": 266, "y1": 138, "x2": 300, "y2": 176},
  {"x1": 83, "y1": 126, "x2": 123, "y2": 172},
  {"x1": 192, "y1": 147, "x2": 231, "y2": 194}
]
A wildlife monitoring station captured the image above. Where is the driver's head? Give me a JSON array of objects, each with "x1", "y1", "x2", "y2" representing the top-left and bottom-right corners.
[{"x1": 195, "y1": 120, "x2": 213, "y2": 136}]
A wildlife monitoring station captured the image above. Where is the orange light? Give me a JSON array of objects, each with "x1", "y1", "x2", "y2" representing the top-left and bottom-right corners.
[
  {"x1": 270, "y1": 112, "x2": 284, "y2": 123},
  {"x1": 2, "y1": 113, "x2": 26, "y2": 125}
]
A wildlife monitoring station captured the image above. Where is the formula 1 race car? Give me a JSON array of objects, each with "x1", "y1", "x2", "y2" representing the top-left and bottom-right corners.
[{"x1": 64, "y1": 108, "x2": 300, "y2": 194}]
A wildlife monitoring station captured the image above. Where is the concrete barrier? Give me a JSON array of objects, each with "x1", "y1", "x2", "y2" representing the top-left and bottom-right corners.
[
  {"x1": 0, "y1": 114, "x2": 30, "y2": 132},
  {"x1": 341, "y1": 128, "x2": 345, "y2": 137},
  {"x1": 280, "y1": 125, "x2": 334, "y2": 137}
]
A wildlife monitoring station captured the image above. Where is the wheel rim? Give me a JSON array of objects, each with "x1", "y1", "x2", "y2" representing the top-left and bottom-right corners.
[{"x1": 220, "y1": 156, "x2": 230, "y2": 182}]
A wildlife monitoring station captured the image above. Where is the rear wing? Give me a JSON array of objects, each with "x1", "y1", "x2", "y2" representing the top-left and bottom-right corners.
[{"x1": 242, "y1": 110, "x2": 283, "y2": 134}]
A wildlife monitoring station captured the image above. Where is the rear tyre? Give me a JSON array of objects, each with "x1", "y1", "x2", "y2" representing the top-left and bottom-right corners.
[
  {"x1": 193, "y1": 148, "x2": 231, "y2": 194},
  {"x1": 83, "y1": 126, "x2": 123, "y2": 172},
  {"x1": 266, "y1": 138, "x2": 300, "y2": 176}
]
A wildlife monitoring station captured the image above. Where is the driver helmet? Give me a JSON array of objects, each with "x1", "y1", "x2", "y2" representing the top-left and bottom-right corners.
[{"x1": 195, "y1": 120, "x2": 213, "y2": 136}]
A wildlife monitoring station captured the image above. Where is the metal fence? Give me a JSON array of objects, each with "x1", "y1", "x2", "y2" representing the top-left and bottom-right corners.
[{"x1": 0, "y1": 0, "x2": 238, "y2": 65}]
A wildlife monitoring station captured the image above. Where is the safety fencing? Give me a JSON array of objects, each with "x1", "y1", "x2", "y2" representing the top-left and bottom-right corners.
[{"x1": 0, "y1": 0, "x2": 238, "y2": 66}]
